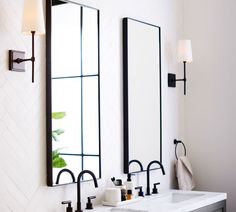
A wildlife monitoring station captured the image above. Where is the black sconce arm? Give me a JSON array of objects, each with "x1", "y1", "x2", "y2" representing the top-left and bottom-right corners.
[
  {"x1": 14, "y1": 58, "x2": 34, "y2": 63},
  {"x1": 9, "y1": 31, "x2": 36, "y2": 83},
  {"x1": 168, "y1": 61, "x2": 187, "y2": 95}
]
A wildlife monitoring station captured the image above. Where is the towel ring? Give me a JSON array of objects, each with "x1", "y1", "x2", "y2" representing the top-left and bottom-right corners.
[{"x1": 174, "y1": 139, "x2": 187, "y2": 160}]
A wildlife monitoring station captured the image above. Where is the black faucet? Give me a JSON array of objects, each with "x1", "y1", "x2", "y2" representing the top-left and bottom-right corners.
[
  {"x1": 146, "y1": 160, "x2": 165, "y2": 195},
  {"x1": 76, "y1": 170, "x2": 98, "y2": 212},
  {"x1": 129, "y1": 159, "x2": 144, "y2": 171},
  {"x1": 56, "y1": 168, "x2": 76, "y2": 184}
]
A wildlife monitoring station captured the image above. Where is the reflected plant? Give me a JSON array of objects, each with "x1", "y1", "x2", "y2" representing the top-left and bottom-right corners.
[
  {"x1": 52, "y1": 148, "x2": 67, "y2": 168},
  {"x1": 52, "y1": 112, "x2": 67, "y2": 168}
]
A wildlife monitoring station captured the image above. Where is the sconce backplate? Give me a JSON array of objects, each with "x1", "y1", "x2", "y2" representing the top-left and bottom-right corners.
[
  {"x1": 168, "y1": 73, "x2": 176, "y2": 87},
  {"x1": 9, "y1": 50, "x2": 25, "y2": 72}
]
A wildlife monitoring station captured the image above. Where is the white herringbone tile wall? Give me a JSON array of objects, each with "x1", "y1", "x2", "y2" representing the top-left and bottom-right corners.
[{"x1": 0, "y1": 0, "x2": 184, "y2": 211}]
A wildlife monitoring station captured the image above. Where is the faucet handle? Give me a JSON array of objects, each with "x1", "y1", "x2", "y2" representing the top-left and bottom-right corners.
[
  {"x1": 152, "y1": 182, "x2": 160, "y2": 194},
  {"x1": 62, "y1": 200, "x2": 73, "y2": 212},
  {"x1": 85, "y1": 196, "x2": 96, "y2": 210},
  {"x1": 135, "y1": 186, "x2": 144, "y2": 197}
]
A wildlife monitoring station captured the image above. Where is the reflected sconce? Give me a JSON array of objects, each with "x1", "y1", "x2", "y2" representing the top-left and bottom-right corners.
[
  {"x1": 8, "y1": 0, "x2": 45, "y2": 83},
  {"x1": 168, "y1": 40, "x2": 193, "y2": 95}
]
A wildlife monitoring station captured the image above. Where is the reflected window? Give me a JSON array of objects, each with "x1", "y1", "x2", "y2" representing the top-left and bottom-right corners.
[{"x1": 48, "y1": 1, "x2": 101, "y2": 186}]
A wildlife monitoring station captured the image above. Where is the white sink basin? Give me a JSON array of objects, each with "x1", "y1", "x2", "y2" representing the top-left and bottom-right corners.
[
  {"x1": 110, "y1": 192, "x2": 205, "y2": 212},
  {"x1": 172, "y1": 193, "x2": 205, "y2": 203},
  {"x1": 165, "y1": 192, "x2": 205, "y2": 203},
  {"x1": 105, "y1": 190, "x2": 226, "y2": 212},
  {"x1": 111, "y1": 209, "x2": 147, "y2": 212}
]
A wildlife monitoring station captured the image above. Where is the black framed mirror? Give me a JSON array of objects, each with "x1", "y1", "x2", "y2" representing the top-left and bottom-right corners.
[
  {"x1": 123, "y1": 18, "x2": 162, "y2": 174},
  {"x1": 46, "y1": 0, "x2": 101, "y2": 186}
]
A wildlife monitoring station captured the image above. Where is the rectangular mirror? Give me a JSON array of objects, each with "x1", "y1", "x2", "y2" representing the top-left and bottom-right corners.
[
  {"x1": 123, "y1": 18, "x2": 162, "y2": 174},
  {"x1": 46, "y1": 0, "x2": 101, "y2": 186}
]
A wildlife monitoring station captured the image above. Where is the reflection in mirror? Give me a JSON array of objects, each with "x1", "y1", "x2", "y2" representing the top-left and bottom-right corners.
[
  {"x1": 123, "y1": 18, "x2": 162, "y2": 174},
  {"x1": 46, "y1": 0, "x2": 101, "y2": 186}
]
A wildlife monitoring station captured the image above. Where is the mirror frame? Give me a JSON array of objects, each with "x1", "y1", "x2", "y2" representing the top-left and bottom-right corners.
[
  {"x1": 123, "y1": 17, "x2": 162, "y2": 174},
  {"x1": 46, "y1": 0, "x2": 101, "y2": 186}
]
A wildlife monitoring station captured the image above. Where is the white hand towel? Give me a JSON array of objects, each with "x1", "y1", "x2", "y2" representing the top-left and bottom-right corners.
[{"x1": 175, "y1": 156, "x2": 195, "y2": 190}]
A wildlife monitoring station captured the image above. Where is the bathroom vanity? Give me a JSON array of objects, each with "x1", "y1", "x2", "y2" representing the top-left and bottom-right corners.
[
  {"x1": 90, "y1": 190, "x2": 226, "y2": 212},
  {"x1": 44, "y1": 2, "x2": 227, "y2": 212}
]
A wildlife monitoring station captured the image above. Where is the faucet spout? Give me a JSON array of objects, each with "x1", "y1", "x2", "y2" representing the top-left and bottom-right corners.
[
  {"x1": 76, "y1": 170, "x2": 98, "y2": 212},
  {"x1": 129, "y1": 159, "x2": 144, "y2": 171},
  {"x1": 146, "y1": 160, "x2": 165, "y2": 196},
  {"x1": 55, "y1": 168, "x2": 76, "y2": 184}
]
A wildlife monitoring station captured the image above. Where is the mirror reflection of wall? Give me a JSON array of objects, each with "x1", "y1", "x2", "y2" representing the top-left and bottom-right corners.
[
  {"x1": 123, "y1": 18, "x2": 162, "y2": 174},
  {"x1": 46, "y1": 0, "x2": 101, "y2": 186}
]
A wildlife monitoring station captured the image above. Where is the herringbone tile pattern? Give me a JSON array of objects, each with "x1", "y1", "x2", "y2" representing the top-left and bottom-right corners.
[
  {"x1": 0, "y1": 1, "x2": 104, "y2": 211},
  {"x1": 0, "y1": 0, "x2": 72, "y2": 211}
]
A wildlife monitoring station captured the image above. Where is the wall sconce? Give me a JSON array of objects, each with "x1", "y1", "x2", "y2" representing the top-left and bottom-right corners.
[
  {"x1": 168, "y1": 40, "x2": 193, "y2": 95},
  {"x1": 8, "y1": 0, "x2": 45, "y2": 83}
]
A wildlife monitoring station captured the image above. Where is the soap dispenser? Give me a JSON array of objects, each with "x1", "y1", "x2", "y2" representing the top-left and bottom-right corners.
[
  {"x1": 61, "y1": 201, "x2": 73, "y2": 212},
  {"x1": 125, "y1": 174, "x2": 134, "y2": 200},
  {"x1": 125, "y1": 174, "x2": 134, "y2": 191}
]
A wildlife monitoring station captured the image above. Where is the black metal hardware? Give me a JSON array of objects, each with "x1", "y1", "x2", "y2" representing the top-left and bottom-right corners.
[
  {"x1": 52, "y1": 0, "x2": 68, "y2": 6},
  {"x1": 127, "y1": 173, "x2": 135, "y2": 181},
  {"x1": 168, "y1": 73, "x2": 176, "y2": 87},
  {"x1": 129, "y1": 160, "x2": 144, "y2": 172},
  {"x1": 9, "y1": 50, "x2": 25, "y2": 72},
  {"x1": 183, "y1": 61, "x2": 186, "y2": 95},
  {"x1": 111, "y1": 177, "x2": 123, "y2": 186},
  {"x1": 46, "y1": 0, "x2": 101, "y2": 187},
  {"x1": 116, "y1": 179, "x2": 123, "y2": 186},
  {"x1": 152, "y1": 182, "x2": 160, "y2": 194},
  {"x1": 135, "y1": 186, "x2": 144, "y2": 197},
  {"x1": 168, "y1": 61, "x2": 187, "y2": 95},
  {"x1": 174, "y1": 139, "x2": 187, "y2": 160},
  {"x1": 9, "y1": 31, "x2": 36, "y2": 83},
  {"x1": 76, "y1": 170, "x2": 98, "y2": 212},
  {"x1": 146, "y1": 161, "x2": 165, "y2": 196},
  {"x1": 85, "y1": 196, "x2": 96, "y2": 210},
  {"x1": 111, "y1": 177, "x2": 116, "y2": 185},
  {"x1": 62, "y1": 200, "x2": 73, "y2": 212},
  {"x1": 123, "y1": 17, "x2": 163, "y2": 174},
  {"x1": 31, "y1": 31, "x2": 35, "y2": 83},
  {"x1": 55, "y1": 169, "x2": 76, "y2": 184}
]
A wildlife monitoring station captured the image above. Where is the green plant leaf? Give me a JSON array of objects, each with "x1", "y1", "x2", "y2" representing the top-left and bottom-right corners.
[
  {"x1": 52, "y1": 150, "x2": 60, "y2": 160},
  {"x1": 53, "y1": 157, "x2": 67, "y2": 168},
  {"x1": 52, "y1": 148, "x2": 65, "y2": 159},
  {"x1": 52, "y1": 149, "x2": 67, "y2": 168},
  {"x1": 52, "y1": 132, "x2": 59, "y2": 141},
  {"x1": 52, "y1": 129, "x2": 65, "y2": 141},
  {"x1": 52, "y1": 112, "x2": 66, "y2": 119},
  {"x1": 53, "y1": 129, "x2": 65, "y2": 136}
]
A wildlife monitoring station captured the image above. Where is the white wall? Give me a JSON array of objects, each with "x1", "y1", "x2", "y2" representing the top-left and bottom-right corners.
[
  {"x1": 0, "y1": 0, "x2": 184, "y2": 211},
  {"x1": 184, "y1": 0, "x2": 236, "y2": 211}
]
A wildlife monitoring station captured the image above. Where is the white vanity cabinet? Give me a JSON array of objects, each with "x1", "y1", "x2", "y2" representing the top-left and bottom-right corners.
[
  {"x1": 192, "y1": 200, "x2": 226, "y2": 212},
  {"x1": 93, "y1": 190, "x2": 227, "y2": 212}
]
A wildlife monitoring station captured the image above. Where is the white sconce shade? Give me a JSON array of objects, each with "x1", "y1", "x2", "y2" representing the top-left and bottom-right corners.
[
  {"x1": 22, "y1": 0, "x2": 45, "y2": 35},
  {"x1": 9, "y1": 0, "x2": 45, "y2": 83},
  {"x1": 178, "y1": 40, "x2": 193, "y2": 63},
  {"x1": 168, "y1": 39, "x2": 193, "y2": 95}
]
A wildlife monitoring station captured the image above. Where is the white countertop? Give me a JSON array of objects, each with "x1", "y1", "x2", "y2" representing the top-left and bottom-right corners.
[{"x1": 88, "y1": 190, "x2": 227, "y2": 212}]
